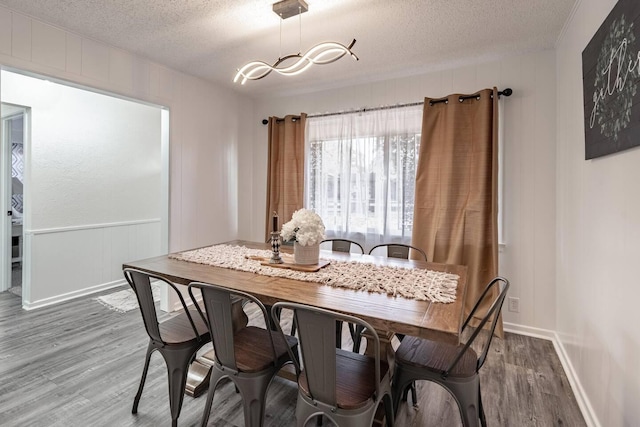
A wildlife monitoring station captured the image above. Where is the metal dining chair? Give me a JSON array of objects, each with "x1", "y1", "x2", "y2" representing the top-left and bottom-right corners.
[
  {"x1": 391, "y1": 277, "x2": 510, "y2": 426},
  {"x1": 359, "y1": 243, "x2": 429, "y2": 405},
  {"x1": 356, "y1": 243, "x2": 429, "y2": 352},
  {"x1": 368, "y1": 243, "x2": 428, "y2": 261},
  {"x1": 320, "y1": 238, "x2": 364, "y2": 254},
  {"x1": 188, "y1": 282, "x2": 299, "y2": 427},
  {"x1": 317, "y1": 238, "x2": 365, "y2": 349},
  {"x1": 124, "y1": 268, "x2": 211, "y2": 427},
  {"x1": 271, "y1": 302, "x2": 394, "y2": 427}
]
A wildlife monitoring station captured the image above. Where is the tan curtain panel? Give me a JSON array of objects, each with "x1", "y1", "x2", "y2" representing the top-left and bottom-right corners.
[
  {"x1": 411, "y1": 88, "x2": 500, "y2": 333},
  {"x1": 265, "y1": 114, "x2": 307, "y2": 241}
]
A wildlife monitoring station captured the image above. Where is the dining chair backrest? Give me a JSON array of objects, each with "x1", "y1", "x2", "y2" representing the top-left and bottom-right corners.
[
  {"x1": 392, "y1": 277, "x2": 509, "y2": 426},
  {"x1": 188, "y1": 282, "x2": 279, "y2": 371},
  {"x1": 320, "y1": 238, "x2": 364, "y2": 254},
  {"x1": 271, "y1": 302, "x2": 381, "y2": 405},
  {"x1": 368, "y1": 243, "x2": 427, "y2": 261},
  {"x1": 367, "y1": 242, "x2": 426, "y2": 405},
  {"x1": 124, "y1": 268, "x2": 211, "y2": 427},
  {"x1": 448, "y1": 277, "x2": 509, "y2": 375},
  {"x1": 188, "y1": 282, "x2": 298, "y2": 427},
  {"x1": 124, "y1": 268, "x2": 201, "y2": 345},
  {"x1": 272, "y1": 302, "x2": 394, "y2": 426}
]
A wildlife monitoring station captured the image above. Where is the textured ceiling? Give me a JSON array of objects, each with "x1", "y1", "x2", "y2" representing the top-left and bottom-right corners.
[{"x1": 0, "y1": 0, "x2": 576, "y2": 98}]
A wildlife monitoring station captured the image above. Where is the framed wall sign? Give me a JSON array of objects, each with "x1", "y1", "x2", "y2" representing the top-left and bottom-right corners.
[{"x1": 582, "y1": 0, "x2": 640, "y2": 159}]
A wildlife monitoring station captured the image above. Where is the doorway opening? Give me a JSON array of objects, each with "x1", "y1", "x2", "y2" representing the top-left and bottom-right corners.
[
  {"x1": 0, "y1": 68, "x2": 169, "y2": 309},
  {"x1": 1, "y1": 104, "x2": 27, "y2": 297}
]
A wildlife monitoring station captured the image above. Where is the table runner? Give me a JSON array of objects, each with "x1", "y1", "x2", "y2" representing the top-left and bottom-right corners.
[{"x1": 170, "y1": 244, "x2": 458, "y2": 303}]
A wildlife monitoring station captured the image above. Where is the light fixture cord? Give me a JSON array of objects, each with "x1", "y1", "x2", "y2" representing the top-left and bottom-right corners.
[
  {"x1": 298, "y1": 6, "x2": 302, "y2": 54},
  {"x1": 279, "y1": 13, "x2": 283, "y2": 60}
]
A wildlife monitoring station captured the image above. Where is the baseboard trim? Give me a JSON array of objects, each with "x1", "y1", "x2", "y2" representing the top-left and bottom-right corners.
[
  {"x1": 22, "y1": 279, "x2": 127, "y2": 310},
  {"x1": 503, "y1": 322, "x2": 556, "y2": 341},
  {"x1": 504, "y1": 322, "x2": 600, "y2": 427},
  {"x1": 550, "y1": 331, "x2": 600, "y2": 427}
]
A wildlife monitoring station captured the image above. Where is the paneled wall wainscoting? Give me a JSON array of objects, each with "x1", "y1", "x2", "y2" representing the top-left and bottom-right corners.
[{"x1": 23, "y1": 219, "x2": 161, "y2": 310}]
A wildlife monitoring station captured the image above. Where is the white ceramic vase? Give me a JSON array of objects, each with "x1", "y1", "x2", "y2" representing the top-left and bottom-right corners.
[{"x1": 294, "y1": 242, "x2": 320, "y2": 265}]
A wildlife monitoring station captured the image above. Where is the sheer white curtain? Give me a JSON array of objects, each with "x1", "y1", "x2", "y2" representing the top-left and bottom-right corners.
[{"x1": 305, "y1": 105, "x2": 423, "y2": 252}]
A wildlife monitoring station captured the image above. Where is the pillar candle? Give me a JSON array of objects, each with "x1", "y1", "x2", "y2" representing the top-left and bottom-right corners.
[{"x1": 272, "y1": 212, "x2": 278, "y2": 232}]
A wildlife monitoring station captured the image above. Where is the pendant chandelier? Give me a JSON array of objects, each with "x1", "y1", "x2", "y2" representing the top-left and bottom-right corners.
[{"x1": 233, "y1": 0, "x2": 359, "y2": 84}]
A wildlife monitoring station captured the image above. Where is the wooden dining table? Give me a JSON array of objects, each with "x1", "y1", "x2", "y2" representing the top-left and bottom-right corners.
[{"x1": 122, "y1": 240, "x2": 468, "y2": 396}]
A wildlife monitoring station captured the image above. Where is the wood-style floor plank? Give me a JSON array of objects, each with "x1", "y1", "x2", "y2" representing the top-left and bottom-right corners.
[{"x1": 0, "y1": 289, "x2": 585, "y2": 426}]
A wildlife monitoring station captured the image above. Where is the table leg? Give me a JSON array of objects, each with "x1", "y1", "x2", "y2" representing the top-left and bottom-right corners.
[
  {"x1": 185, "y1": 297, "x2": 248, "y2": 397},
  {"x1": 185, "y1": 350, "x2": 216, "y2": 397},
  {"x1": 362, "y1": 329, "x2": 395, "y2": 371}
]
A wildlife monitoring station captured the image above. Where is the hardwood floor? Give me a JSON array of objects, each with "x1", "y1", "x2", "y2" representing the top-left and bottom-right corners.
[{"x1": 0, "y1": 289, "x2": 585, "y2": 426}]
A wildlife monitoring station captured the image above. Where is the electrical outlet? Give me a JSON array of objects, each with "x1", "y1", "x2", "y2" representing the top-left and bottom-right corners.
[{"x1": 508, "y1": 297, "x2": 520, "y2": 313}]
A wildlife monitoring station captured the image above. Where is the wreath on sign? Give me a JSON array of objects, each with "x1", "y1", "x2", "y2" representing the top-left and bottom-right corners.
[{"x1": 594, "y1": 14, "x2": 638, "y2": 142}]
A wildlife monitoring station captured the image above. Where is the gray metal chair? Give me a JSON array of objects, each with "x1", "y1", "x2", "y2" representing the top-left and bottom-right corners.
[
  {"x1": 320, "y1": 238, "x2": 364, "y2": 254},
  {"x1": 368, "y1": 243, "x2": 427, "y2": 261},
  {"x1": 356, "y1": 243, "x2": 428, "y2": 351},
  {"x1": 391, "y1": 277, "x2": 510, "y2": 427},
  {"x1": 357, "y1": 243, "x2": 429, "y2": 404},
  {"x1": 188, "y1": 282, "x2": 298, "y2": 427},
  {"x1": 318, "y1": 238, "x2": 364, "y2": 349},
  {"x1": 271, "y1": 302, "x2": 394, "y2": 427},
  {"x1": 124, "y1": 268, "x2": 211, "y2": 427}
]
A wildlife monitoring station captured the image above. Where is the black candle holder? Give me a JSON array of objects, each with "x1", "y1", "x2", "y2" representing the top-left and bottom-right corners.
[{"x1": 269, "y1": 231, "x2": 283, "y2": 264}]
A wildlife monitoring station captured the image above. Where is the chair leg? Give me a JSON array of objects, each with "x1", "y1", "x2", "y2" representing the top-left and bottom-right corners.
[
  {"x1": 391, "y1": 368, "x2": 412, "y2": 417},
  {"x1": 163, "y1": 346, "x2": 199, "y2": 427},
  {"x1": 383, "y1": 393, "x2": 395, "y2": 427},
  {"x1": 335, "y1": 321, "x2": 343, "y2": 349},
  {"x1": 234, "y1": 371, "x2": 276, "y2": 427},
  {"x1": 395, "y1": 333, "x2": 417, "y2": 408},
  {"x1": 332, "y1": 405, "x2": 380, "y2": 427},
  {"x1": 409, "y1": 382, "x2": 418, "y2": 407},
  {"x1": 352, "y1": 324, "x2": 364, "y2": 352},
  {"x1": 446, "y1": 376, "x2": 480, "y2": 427},
  {"x1": 132, "y1": 341, "x2": 155, "y2": 414},
  {"x1": 348, "y1": 323, "x2": 356, "y2": 341},
  {"x1": 478, "y1": 386, "x2": 486, "y2": 427},
  {"x1": 200, "y1": 368, "x2": 227, "y2": 427},
  {"x1": 296, "y1": 396, "x2": 326, "y2": 427},
  {"x1": 400, "y1": 382, "x2": 417, "y2": 406}
]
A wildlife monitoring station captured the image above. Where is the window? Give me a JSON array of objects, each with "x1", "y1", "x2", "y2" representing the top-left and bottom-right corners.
[{"x1": 305, "y1": 105, "x2": 423, "y2": 251}]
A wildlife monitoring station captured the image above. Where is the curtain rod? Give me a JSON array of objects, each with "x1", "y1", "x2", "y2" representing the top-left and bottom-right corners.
[
  {"x1": 262, "y1": 88, "x2": 513, "y2": 124},
  {"x1": 429, "y1": 87, "x2": 513, "y2": 106},
  {"x1": 306, "y1": 101, "x2": 424, "y2": 119}
]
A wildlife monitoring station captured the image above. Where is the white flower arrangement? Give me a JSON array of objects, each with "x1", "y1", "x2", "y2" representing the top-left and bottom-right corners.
[{"x1": 281, "y1": 209, "x2": 326, "y2": 246}]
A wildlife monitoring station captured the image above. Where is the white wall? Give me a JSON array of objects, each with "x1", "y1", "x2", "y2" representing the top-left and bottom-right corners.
[
  {"x1": 556, "y1": 0, "x2": 640, "y2": 425},
  {"x1": 0, "y1": 5, "x2": 251, "y2": 306},
  {"x1": 246, "y1": 50, "x2": 558, "y2": 331},
  {"x1": 2, "y1": 70, "x2": 163, "y2": 305},
  {"x1": 2, "y1": 71, "x2": 161, "y2": 229}
]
